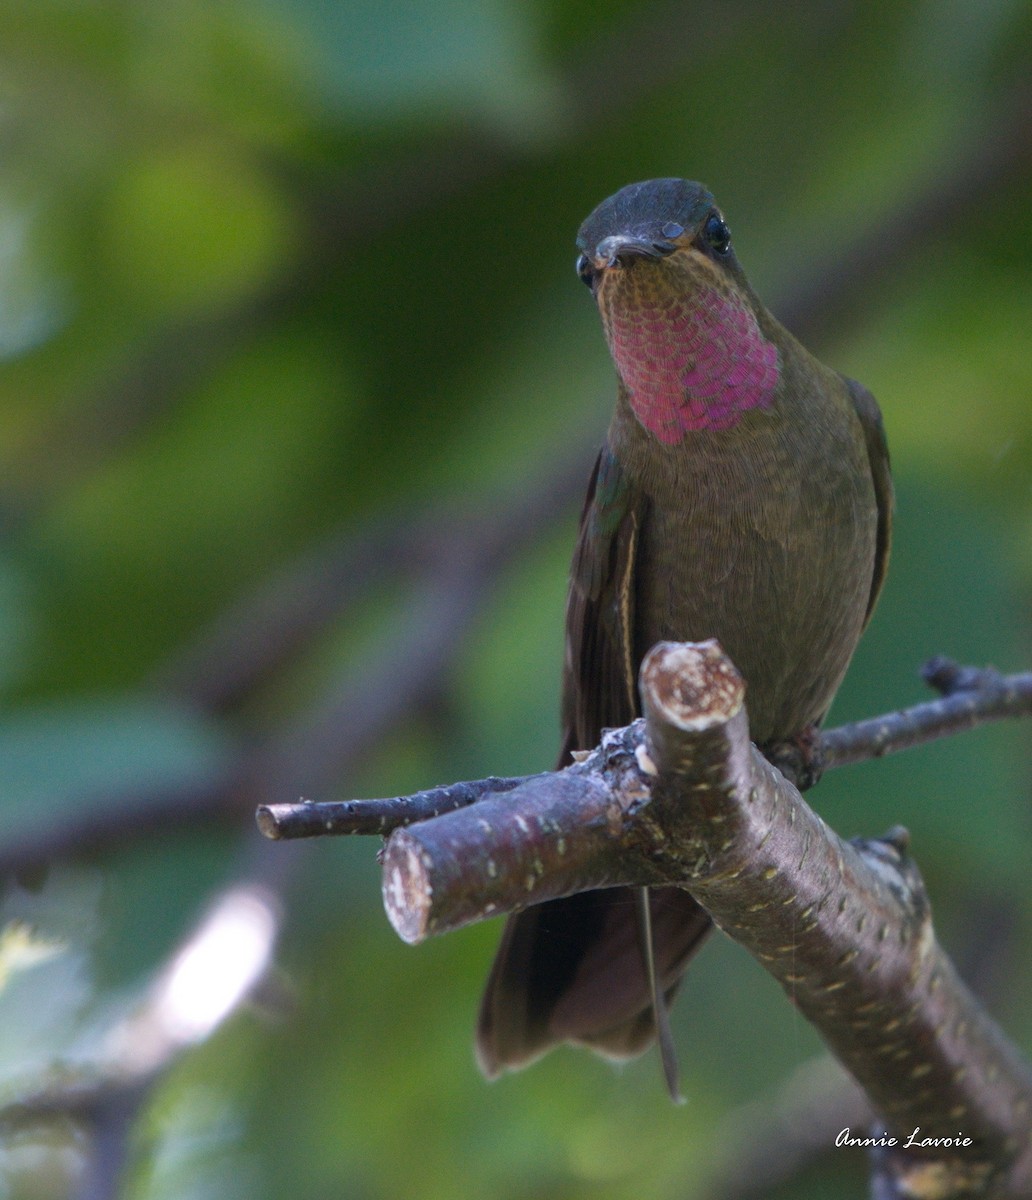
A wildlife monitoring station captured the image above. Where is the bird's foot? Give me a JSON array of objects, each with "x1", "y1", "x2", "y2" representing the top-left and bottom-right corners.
[{"x1": 761, "y1": 724, "x2": 825, "y2": 791}]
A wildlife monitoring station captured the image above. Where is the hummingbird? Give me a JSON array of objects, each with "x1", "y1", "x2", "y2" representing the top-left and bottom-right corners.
[{"x1": 475, "y1": 178, "x2": 892, "y2": 1099}]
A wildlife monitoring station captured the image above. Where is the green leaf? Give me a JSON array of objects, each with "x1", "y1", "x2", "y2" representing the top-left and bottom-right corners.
[
  {"x1": 0, "y1": 698, "x2": 232, "y2": 844},
  {"x1": 274, "y1": 0, "x2": 558, "y2": 131}
]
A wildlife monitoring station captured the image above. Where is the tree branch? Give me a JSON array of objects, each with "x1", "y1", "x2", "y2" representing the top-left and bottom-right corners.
[
  {"x1": 255, "y1": 774, "x2": 537, "y2": 840},
  {"x1": 256, "y1": 655, "x2": 1032, "y2": 840},
  {"x1": 261, "y1": 641, "x2": 1032, "y2": 1198},
  {"x1": 822, "y1": 657, "x2": 1032, "y2": 768},
  {"x1": 706, "y1": 890, "x2": 1026, "y2": 1200}
]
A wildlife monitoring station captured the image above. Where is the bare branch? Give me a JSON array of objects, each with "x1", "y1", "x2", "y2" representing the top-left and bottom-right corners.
[
  {"x1": 256, "y1": 775, "x2": 536, "y2": 840},
  {"x1": 635, "y1": 645, "x2": 1032, "y2": 1197},
  {"x1": 289, "y1": 640, "x2": 1032, "y2": 1198},
  {"x1": 822, "y1": 659, "x2": 1032, "y2": 768},
  {"x1": 257, "y1": 657, "x2": 1032, "y2": 840},
  {"x1": 382, "y1": 767, "x2": 639, "y2": 944},
  {"x1": 705, "y1": 891, "x2": 1027, "y2": 1200}
]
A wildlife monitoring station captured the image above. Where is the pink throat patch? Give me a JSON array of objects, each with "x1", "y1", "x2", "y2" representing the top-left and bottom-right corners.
[{"x1": 605, "y1": 284, "x2": 780, "y2": 443}]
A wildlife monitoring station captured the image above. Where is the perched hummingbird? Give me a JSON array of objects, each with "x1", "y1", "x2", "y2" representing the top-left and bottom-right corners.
[{"x1": 476, "y1": 179, "x2": 892, "y2": 1097}]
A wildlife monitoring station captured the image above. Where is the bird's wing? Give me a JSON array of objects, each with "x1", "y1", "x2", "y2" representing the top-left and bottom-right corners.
[
  {"x1": 559, "y1": 442, "x2": 641, "y2": 760},
  {"x1": 846, "y1": 377, "x2": 894, "y2": 625},
  {"x1": 476, "y1": 443, "x2": 711, "y2": 1088}
]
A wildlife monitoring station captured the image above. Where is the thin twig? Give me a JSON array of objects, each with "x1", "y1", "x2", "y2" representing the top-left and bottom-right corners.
[
  {"x1": 255, "y1": 775, "x2": 538, "y2": 840},
  {"x1": 822, "y1": 660, "x2": 1032, "y2": 768}
]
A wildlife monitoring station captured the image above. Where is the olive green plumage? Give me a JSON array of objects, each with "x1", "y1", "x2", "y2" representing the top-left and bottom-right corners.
[{"x1": 477, "y1": 179, "x2": 892, "y2": 1081}]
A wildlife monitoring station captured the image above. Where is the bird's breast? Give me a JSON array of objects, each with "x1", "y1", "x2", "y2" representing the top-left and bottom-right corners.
[{"x1": 624, "y1": 395, "x2": 878, "y2": 743}]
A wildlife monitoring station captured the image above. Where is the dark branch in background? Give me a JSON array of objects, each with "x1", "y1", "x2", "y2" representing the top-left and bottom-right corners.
[
  {"x1": 257, "y1": 657, "x2": 1032, "y2": 840},
  {"x1": 774, "y1": 79, "x2": 1032, "y2": 343},
  {"x1": 247, "y1": 459, "x2": 585, "y2": 800},
  {"x1": 264, "y1": 641, "x2": 1032, "y2": 1199},
  {"x1": 0, "y1": 454, "x2": 584, "y2": 879},
  {"x1": 155, "y1": 449, "x2": 589, "y2": 714}
]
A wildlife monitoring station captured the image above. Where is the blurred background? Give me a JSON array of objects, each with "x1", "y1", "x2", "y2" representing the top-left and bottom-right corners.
[{"x1": 0, "y1": 1, "x2": 1030, "y2": 1197}]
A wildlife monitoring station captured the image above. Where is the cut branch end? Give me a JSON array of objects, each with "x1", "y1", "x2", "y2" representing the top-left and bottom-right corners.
[
  {"x1": 640, "y1": 639, "x2": 745, "y2": 730},
  {"x1": 255, "y1": 806, "x2": 282, "y2": 840},
  {"x1": 382, "y1": 830, "x2": 434, "y2": 944}
]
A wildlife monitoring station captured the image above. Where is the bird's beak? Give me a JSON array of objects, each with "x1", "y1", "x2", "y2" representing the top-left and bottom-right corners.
[{"x1": 593, "y1": 234, "x2": 677, "y2": 270}]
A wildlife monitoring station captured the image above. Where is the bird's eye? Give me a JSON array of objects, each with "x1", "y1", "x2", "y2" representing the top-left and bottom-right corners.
[
  {"x1": 576, "y1": 253, "x2": 595, "y2": 288},
  {"x1": 701, "y1": 213, "x2": 731, "y2": 256}
]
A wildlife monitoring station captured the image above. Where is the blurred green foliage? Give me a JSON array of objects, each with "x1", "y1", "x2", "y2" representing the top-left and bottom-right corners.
[{"x1": 0, "y1": 1, "x2": 1030, "y2": 1197}]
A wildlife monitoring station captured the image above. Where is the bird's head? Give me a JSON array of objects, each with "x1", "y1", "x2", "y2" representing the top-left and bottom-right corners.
[
  {"x1": 576, "y1": 178, "x2": 735, "y2": 291},
  {"x1": 575, "y1": 179, "x2": 779, "y2": 443}
]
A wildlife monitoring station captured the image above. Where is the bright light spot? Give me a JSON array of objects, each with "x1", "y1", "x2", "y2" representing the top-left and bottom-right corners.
[{"x1": 153, "y1": 887, "x2": 279, "y2": 1046}]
